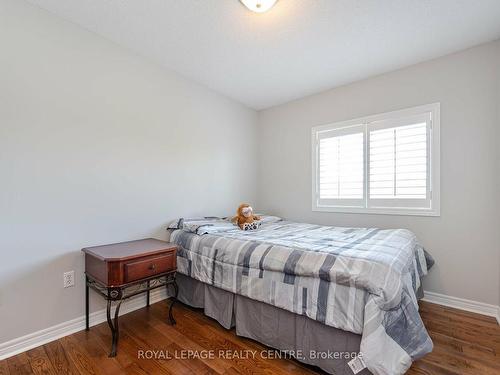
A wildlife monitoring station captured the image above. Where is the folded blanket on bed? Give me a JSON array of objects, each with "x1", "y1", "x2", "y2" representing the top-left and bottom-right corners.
[{"x1": 168, "y1": 217, "x2": 433, "y2": 375}]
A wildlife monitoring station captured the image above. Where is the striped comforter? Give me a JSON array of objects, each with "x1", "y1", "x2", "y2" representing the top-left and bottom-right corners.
[{"x1": 168, "y1": 217, "x2": 433, "y2": 375}]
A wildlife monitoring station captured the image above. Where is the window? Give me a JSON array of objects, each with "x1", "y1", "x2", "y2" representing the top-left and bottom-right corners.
[{"x1": 312, "y1": 103, "x2": 440, "y2": 216}]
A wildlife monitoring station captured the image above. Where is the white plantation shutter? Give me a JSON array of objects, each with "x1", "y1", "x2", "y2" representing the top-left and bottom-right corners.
[
  {"x1": 368, "y1": 113, "x2": 431, "y2": 209},
  {"x1": 369, "y1": 123, "x2": 427, "y2": 198},
  {"x1": 319, "y1": 133, "x2": 364, "y2": 199},
  {"x1": 312, "y1": 104, "x2": 440, "y2": 215},
  {"x1": 315, "y1": 125, "x2": 365, "y2": 207}
]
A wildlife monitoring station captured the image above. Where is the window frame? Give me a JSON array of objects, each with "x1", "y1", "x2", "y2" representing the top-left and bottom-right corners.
[{"x1": 311, "y1": 103, "x2": 440, "y2": 216}]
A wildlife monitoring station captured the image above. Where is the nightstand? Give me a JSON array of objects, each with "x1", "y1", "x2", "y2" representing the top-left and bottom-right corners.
[{"x1": 82, "y1": 238, "x2": 178, "y2": 357}]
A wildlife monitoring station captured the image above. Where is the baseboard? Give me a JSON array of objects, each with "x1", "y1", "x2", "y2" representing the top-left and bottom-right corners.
[
  {"x1": 0, "y1": 288, "x2": 169, "y2": 361},
  {"x1": 423, "y1": 290, "x2": 500, "y2": 324}
]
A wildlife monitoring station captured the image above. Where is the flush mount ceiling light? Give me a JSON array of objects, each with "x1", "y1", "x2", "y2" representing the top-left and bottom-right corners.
[{"x1": 240, "y1": 0, "x2": 278, "y2": 13}]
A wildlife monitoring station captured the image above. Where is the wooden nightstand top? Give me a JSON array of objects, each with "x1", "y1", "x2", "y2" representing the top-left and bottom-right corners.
[{"x1": 82, "y1": 238, "x2": 177, "y2": 261}]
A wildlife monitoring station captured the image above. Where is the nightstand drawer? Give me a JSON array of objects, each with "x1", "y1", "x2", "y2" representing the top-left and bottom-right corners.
[{"x1": 124, "y1": 252, "x2": 175, "y2": 283}]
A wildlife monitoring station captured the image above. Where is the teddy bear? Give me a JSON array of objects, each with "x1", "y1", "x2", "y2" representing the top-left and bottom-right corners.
[{"x1": 232, "y1": 203, "x2": 261, "y2": 230}]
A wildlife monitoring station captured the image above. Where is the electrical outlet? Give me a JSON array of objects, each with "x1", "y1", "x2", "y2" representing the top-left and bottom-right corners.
[{"x1": 63, "y1": 271, "x2": 75, "y2": 288}]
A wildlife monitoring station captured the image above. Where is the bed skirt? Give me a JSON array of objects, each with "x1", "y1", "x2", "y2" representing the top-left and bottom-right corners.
[{"x1": 176, "y1": 273, "x2": 372, "y2": 375}]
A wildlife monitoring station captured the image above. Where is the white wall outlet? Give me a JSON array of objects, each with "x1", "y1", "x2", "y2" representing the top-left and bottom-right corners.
[{"x1": 63, "y1": 271, "x2": 75, "y2": 288}]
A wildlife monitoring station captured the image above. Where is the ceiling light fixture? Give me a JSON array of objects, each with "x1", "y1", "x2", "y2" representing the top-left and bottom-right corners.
[{"x1": 240, "y1": 0, "x2": 278, "y2": 13}]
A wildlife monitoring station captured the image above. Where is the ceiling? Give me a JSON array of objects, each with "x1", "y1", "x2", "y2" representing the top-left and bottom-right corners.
[{"x1": 27, "y1": 0, "x2": 500, "y2": 110}]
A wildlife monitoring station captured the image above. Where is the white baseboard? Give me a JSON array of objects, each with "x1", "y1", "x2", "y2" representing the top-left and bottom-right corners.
[
  {"x1": 423, "y1": 290, "x2": 500, "y2": 324},
  {"x1": 0, "y1": 288, "x2": 169, "y2": 361},
  {"x1": 1, "y1": 289, "x2": 498, "y2": 361}
]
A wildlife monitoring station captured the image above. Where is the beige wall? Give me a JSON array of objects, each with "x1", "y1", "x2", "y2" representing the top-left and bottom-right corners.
[
  {"x1": 0, "y1": 0, "x2": 257, "y2": 343},
  {"x1": 257, "y1": 41, "x2": 500, "y2": 306}
]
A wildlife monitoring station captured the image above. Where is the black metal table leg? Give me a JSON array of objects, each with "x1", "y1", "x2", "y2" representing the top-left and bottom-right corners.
[
  {"x1": 146, "y1": 280, "x2": 150, "y2": 307},
  {"x1": 168, "y1": 279, "x2": 178, "y2": 325},
  {"x1": 106, "y1": 299, "x2": 123, "y2": 357},
  {"x1": 87, "y1": 272, "x2": 177, "y2": 356},
  {"x1": 85, "y1": 276, "x2": 90, "y2": 331}
]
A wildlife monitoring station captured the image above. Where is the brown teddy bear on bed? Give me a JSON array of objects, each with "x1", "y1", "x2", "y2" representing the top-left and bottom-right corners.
[{"x1": 232, "y1": 203, "x2": 261, "y2": 230}]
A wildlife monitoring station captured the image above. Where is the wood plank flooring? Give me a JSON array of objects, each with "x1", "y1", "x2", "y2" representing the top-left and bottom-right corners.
[{"x1": 1, "y1": 300, "x2": 499, "y2": 374}]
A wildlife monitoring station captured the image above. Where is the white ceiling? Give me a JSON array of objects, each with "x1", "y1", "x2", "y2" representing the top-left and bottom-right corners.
[{"x1": 27, "y1": 0, "x2": 500, "y2": 110}]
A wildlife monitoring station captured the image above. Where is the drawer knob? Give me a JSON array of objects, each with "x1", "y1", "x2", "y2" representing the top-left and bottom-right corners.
[{"x1": 149, "y1": 264, "x2": 156, "y2": 271}]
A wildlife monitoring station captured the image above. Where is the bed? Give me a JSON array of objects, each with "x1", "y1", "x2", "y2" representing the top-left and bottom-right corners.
[{"x1": 167, "y1": 216, "x2": 434, "y2": 375}]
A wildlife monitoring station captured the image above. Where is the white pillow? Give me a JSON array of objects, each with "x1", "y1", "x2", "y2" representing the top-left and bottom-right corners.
[{"x1": 256, "y1": 215, "x2": 283, "y2": 224}]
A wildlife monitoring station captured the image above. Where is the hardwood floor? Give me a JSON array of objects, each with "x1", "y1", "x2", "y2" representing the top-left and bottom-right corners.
[{"x1": 1, "y1": 300, "x2": 499, "y2": 374}]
